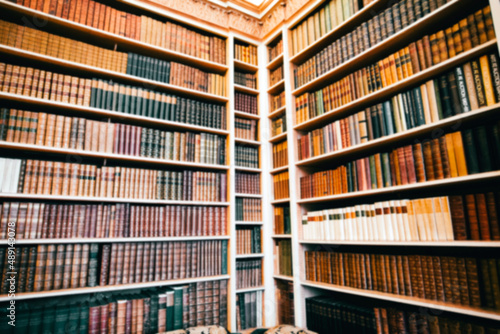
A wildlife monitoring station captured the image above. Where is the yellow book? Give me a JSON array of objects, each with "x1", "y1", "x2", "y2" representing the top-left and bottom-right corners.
[
  {"x1": 444, "y1": 133, "x2": 459, "y2": 178},
  {"x1": 479, "y1": 55, "x2": 496, "y2": 106},
  {"x1": 451, "y1": 131, "x2": 468, "y2": 177}
]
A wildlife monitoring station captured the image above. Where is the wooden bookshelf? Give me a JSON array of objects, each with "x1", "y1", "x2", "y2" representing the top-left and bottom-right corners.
[
  {"x1": 267, "y1": 53, "x2": 284, "y2": 70},
  {"x1": 268, "y1": 105, "x2": 287, "y2": 119},
  {"x1": 287, "y1": 0, "x2": 500, "y2": 329},
  {"x1": 234, "y1": 59, "x2": 259, "y2": 73},
  {"x1": 296, "y1": 171, "x2": 500, "y2": 204},
  {"x1": 0, "y1": 275, "x2": 230, "y2": 302},
  {"x1": 294, "y1": 39, "x2": 498, "y2": 131},
  {"x1": 0, "y1": 142, "x2": 230, "y2": 170},
  {"x1": 234, "y1": 84, "x2": 260, "y2": 95},
  {"x1": 0, "y1": 236, "x2": 231, "y2": 245},
  {"x1": 267, "y1": 79, "x2": 285, "y2": 95},
  {"x1": 0, "y1": 0, "x2": 228, "y2": 73},
  {"x1": 0, "y1": 92, "x2": 230, "y2": 135},
  {"x1": 233, "y1": 110, "x2": 261, "y2": 120},
  {"x1": 296, "y1": 103, "x2": 500, "y2": 166},
  {"x1": 0, "y1": 45, "x2": 228, "y2": 103},
  {"x1": 269, "y1": 132, "x2": 287, "y2": 143},
  {"x1": 301, "y1": 280, "x2": 500, "y2": 321}
]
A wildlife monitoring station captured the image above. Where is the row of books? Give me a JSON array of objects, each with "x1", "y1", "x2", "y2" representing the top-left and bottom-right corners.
[
  {"x1": 0, "y1": 63, "x2": 227, "y2": 130},
  {"x1": 235, "y1": 117, "x2": 258, "y2": 141},
  {"x1": 271, "y1": 91, "x2": 286, "y2": 112},
  {"x1": 99, "y1": 241, "x2": 228, "y2": 285},
  {"x1": 295, "y1": 51, "x2": 500, "y2": 127},
  {"x1": 236, "y1": 226, "x2": 262, "y2": 254},
  {"x1": 0, "y1": 282, "x2": 228, "y2": 333},
  {"x1": 268, "y1": 39, "x2": 283, "y2": 63},
  {"x1": 0, "y1": 19, "x2": 226, "y2": 96},
  {"x1": 276, "y1": 281, "x2": 294, "y2": 325},
  {"x1": 0, "y1": 202, "x2": 227, "y2": 239},
  {"x1": 276, "y1": 240, "x2": 293, "y2": 277},
  {"x1": 273, "y1": 171, "x2": 290, "y2": 200},
  {"x1": 127, "y1": 54, "x2": 226, "y2": 96},
  {"x1": 236, "y1": 259, "x2": 262, "y2": 289},
  {"x1": 13, "y1": 0, "x2": 227, "y2": 64},
  {"x1": 305, "y1": 251, "x2": 500, "y2": 309},
  {"x1": 235, "y1": 145, "x2": 259, "y2": 169},
  {"x1": 306, "y1": 298, "x2": 499, "y2": 334},
  {"x1": 272, "y1": 140, "x2": 288, "y2": 169},
  {"x1": 274, "y1": 205, "x2": 291, "y2": 235},
  {"x1": 0, "y1": 19, "x2": 127, "y2": 74},
  {"x1": 0, "y1": 158, "x2": 228, "y2": 202},
  {"x1": 235, "y1": 71, "x2": 257, "y2": 89},
  {"x1": 302, "y1": 192, "x2": 500, "y2": 242},
  {"x1": 271, "y1": 112, "x2": 287, "y2": 137},
  {"x1": 293, "y1": 6, "x2": 495, "y2": 88},
  {"x1": 236, "y1": 198, "x2": 262, "y2": 222},
  {"x1": 235, "y1": 92, "x2": 258, "y2": 115},
  {"x1": 270, "y1": 66, "x2": 284, "y2": 86},
  {"x1": 235, "y1": 43, "x2": 258, "y2": 66},
  {"x1": 290, "y1": 0, "x2": 372, "y2": 56},
  {"x1": 300, "y1": 126, "x2": 500, "y2": 199},
  {"x1": 0, "y1": 240, "x2": 228, "y2": 293},
  {"x1": 235, "y1": 172, "x2": 261, "y2": 195},
  {"x1": 235, "y1": 290, "x2": 263, "y2": 330},
  {"x1": 1, "y1": 109, "x2": 227, "y2": 165}
]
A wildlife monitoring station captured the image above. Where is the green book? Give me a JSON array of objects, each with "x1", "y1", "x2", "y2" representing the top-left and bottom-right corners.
[
  {"x1": 41, "y1": 301, "x2": 57, "y2": 334},
  {"x1": 54, "y1": 302, "x2": 70, "y2": 334},
  {"x1": 382, "y1": 101, "x2": 395, "y2": 135},
  {"x1": 438, "y1": 74, "x2": 454, "y2": 118},
  {"x1": 14, "y1": 302, "x2": 30, "y2": 333},
  {"x1": 66, "y1": 302, "x2": 81, "y2": 332},
  {"x1": 28, "y1": 302, "x2": 43, "y2": 333},
  {"x1": 412, "y1": 87, "x2": 426, "y2": 126},
  {"x1": 222, "y1": 240, "x2": 228, "y2": 274},
  {"x1": 78, "y1": 300, "x2": 89, "y2": 334},
  {"x1": 432, "y1": 78, "x2": 444, "y2": 120},
  {"x1": 369, "y1": 155, "x2": 378, "y2": 189},
  {"x1": 170, "y1": 287, "x2": 184, "y2": 330},
  {"x1": 381, "y1": 152, "x2": 392, "y2": 187}
]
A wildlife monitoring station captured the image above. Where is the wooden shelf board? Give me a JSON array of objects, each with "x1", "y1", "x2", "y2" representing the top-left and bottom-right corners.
[
  {"x1": 234, "y1": 110, "x2": 261, "y2": 120},
  {"x1": 270, "y1": 165, "x2": 289, "y2": 174},
  {"x1": 301, "y1": 281, "x2": 500, "y2": 321},
  {"x1": 272, "y1": 235, "x2": 292, "y2": 239},
  {"x1": 267, "y1": 80, "x2": 285, "y2": 95},
  {"x1": 269, "y1": 132, "x2": 287, "y2": 143},
  {"x1": 271, "y1": 198, "x2": 290, "y2": 204},
  {"x1": 1, "y1": 236, "x2": 230, "y2": 245},
  {"x1": 289, "y1": 0, "x2": 392, "y2": 64},
  {"x1": 273, "y1": 275, "x2": 294, "y2": 281},
  {"x1": 235, "y1": 253, "x2": 264, "y2": 259},
  {"x1": 234, "y1": 84, "x2": 259, "y2": 95},
  {"x1": 0, "y1": 142, "x2": 229, "y2": 170},
  {"x1": 0, "y1": 193, "x2": 230, "y2": 205},
  {"x1": 234, "y1": 138, "x2": 262, "y2": 146},
  {"x1": 0, "y1": 45, "x2": 228, "y2": 103},
  {"x1": 296, "y1": 103, "x2": 500, "y2": 166},
  {"x1": 293, "y1": 39, "x2": 498, "y2": 131},
  {"x1": 293, "y1": 34, "x2": 496, "y2": 97},
  {"x1": 235, "y1": 221, "x2": 264, "y2": 225},
  {"x1": 236, "y1": 286, "x2": 265, "y2": 293},
  {"x1": 0, "y1": 92, "x2": 230, "y2": 135},
  {"x1": 268, "y1": 105, "x2": 286, "y2": 119},
  {"x1": 0, "y1": 0, "x2": 228, "y2": 74},
  {"x1": 234, "y1": 59, "x2": 259, "y2": 73},
  {"x1": 296, "y1": 172, "x2": 500, "y2": 204},
  {"x1": 235, "y1": 166, "x2": 262, "y2": 173},
  {"x1": 235, "y1": 193, "x2": 263, "y2": 198},
  {"x1": 299, "y1": 240, "x2": 500, "y2": 247},
  {"x1": 0, "y1": 275, "x2": 230, "y2": 302},
  {"x1": 267, "y1": 54, "x2": 284, "y2": 70}
]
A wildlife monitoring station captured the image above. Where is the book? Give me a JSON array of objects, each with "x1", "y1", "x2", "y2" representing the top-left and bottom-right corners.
[
  {"x1": 236, "y1": 226, "x2": 261, "y2": 254},
  {"x1": 235, "y1": 197, "x2": 262, "y2": 222},
  {"x1": 235, "y1": 172, "x2": 261, "y2": 195},
  {"x1": 236, "y1": 258, "x2": 262, "y2": 289}
]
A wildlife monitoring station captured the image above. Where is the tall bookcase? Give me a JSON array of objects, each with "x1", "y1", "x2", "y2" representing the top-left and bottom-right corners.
[
  {"x1": 0, "y1": 0, "x2": 231, "y2": 332},
  {"x1": 286, "y1": 0, "x2": 500, "y2": 330}
]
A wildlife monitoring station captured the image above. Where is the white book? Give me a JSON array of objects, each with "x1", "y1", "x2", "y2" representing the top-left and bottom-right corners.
[
  {"x1": 433, "y1": 197, "x2": 449, "y2": 241},
  {"x1": 400, "y1": 200, "x2": 413, "y2": 241}
]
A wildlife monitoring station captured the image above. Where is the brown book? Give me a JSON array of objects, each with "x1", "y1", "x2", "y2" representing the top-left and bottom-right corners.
[
  {"x1": 486, "y1": 192, "x2": 500, "y2": 240},
  {"x1": 464, "y1": 194, "x2": 481, "y2": 240},
  {"x1": 464, "y1": 257, "x2": 482, "y2": 307},
  {"x1": 422, "y1": 141, "x2": 435, "y2": 181}
]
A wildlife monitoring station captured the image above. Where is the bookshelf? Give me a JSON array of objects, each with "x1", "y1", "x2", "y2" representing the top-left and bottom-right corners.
[
  {"x1": 286, "y1": 0, "x2": 500, "y2": 330},
  {"x1": 0, "y1": 0, "x2": 231, "y2": 332}
]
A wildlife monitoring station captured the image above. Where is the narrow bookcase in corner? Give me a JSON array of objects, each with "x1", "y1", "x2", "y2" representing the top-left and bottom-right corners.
[
  {"x1": 264, "y1": 27, "x2": 298, "y2": 327},
  {"x1": 229, "y1": 34, "x2": 271, "y2": 332},
  {"x1": 287, "y1": 0, "x2": 500, "y2": 331},
  {"x1": 0, "y1": 0, "x2": 231, "y2": 332}
]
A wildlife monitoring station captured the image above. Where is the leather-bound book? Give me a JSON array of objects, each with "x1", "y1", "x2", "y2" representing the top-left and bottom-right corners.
[{"x1": 464, "y1": 194, "x2": 481, "y2": 240}]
